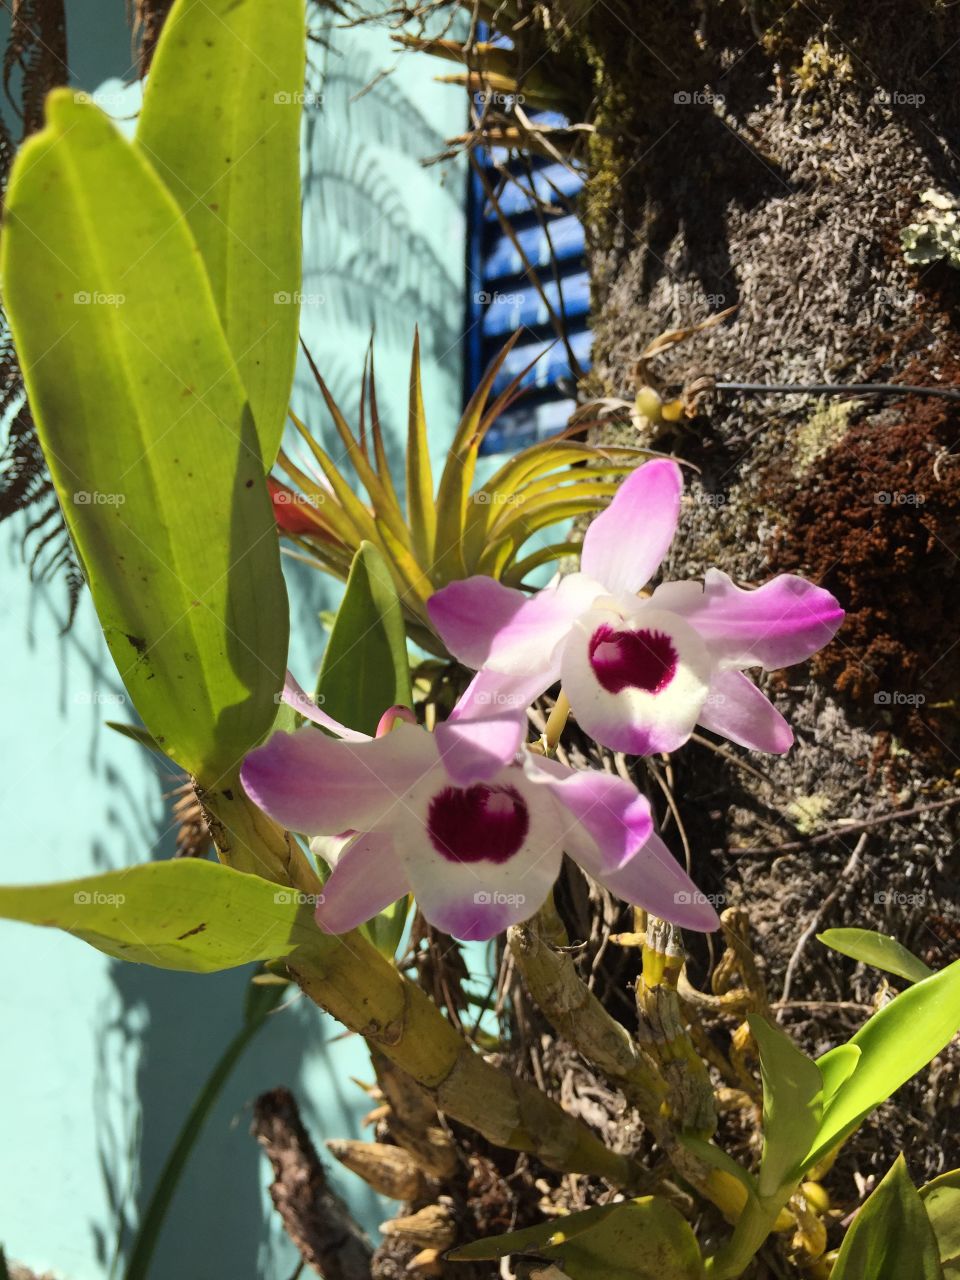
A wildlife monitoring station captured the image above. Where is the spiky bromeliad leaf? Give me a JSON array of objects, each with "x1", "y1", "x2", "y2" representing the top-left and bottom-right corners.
[
  {"x1": 1, "y1": 91, "x2": 288, "y2": 781},
  {"x1": 273, "y1": 334, "x2": 650, "y2": 627}
]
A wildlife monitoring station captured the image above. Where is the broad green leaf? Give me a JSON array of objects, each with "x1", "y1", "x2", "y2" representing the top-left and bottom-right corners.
[
  {"x1": 814, "y1": 1043, "x2": 861, "y2": 1109},
  {"x1": 818, "y1": 927, "x2": 933, "y2": 984},
  {"x1": 0, "y1": 861, "x2": 320, "y2": 973},
  {"x1": 748, "y1": 1014, "x2": 823, "y2": 1197},
  {"x1": 680, "y1": 1136, "x2": 758, "y2": 1201},
  {"x1": 316, "y1": 542, "x2": 413, "y2": 736},
  {"x1": 805, "y1": 957, "x2": 960, "y2": 1169},
  {"x1": 449, "y1": 1197, "x2": 704, "y2": 1280},
  {"x1": 0, "y1": 92, "x2": 288, "y2": 782},
  {"x1": 831, "y1": 1156, "x2": 943, "y2": 1280},
  {"x1": 136, "y1": 0, "x2": 305, "y2": 467},
  {"x1": 360, "y1": 896, "x2": 411, "y2": 961},
  {"x1": 921, "y1": 1170, "x2": 960, "y2": 1278}
]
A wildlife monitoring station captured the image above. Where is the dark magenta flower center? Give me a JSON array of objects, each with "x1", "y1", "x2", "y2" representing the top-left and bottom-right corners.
[
  {"x1": 589, "y1": 624, "x2": 678, "y2": 695},
  {"x1": 427, "y1": 783, "x2": 529, "y2": 864}
]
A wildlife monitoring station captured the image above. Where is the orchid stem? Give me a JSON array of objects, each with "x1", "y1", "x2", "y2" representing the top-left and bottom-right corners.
[{"x1": 543, "y1": 690, "x2": 570, "y2": 754}]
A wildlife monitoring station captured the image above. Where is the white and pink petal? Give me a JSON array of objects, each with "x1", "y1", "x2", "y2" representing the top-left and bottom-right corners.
[
  {"x1": 240, "y1": 721, "x2": 441, "y2": 837},
  {"x1": 696, "y1": 668, "x2": 793, "y2": 754},
  {"x1": 427, "y1": 572, "x2": 601, "y2": 675},
  {"x1": 314, "y1": 832, "x2": 411, "y2": 934},
  {"x1": 560, "y1": 606, "x2": 713, "y2": 755},
  {"x1": 652, "y1": 569, "x2": 844, "y2": 670},
  {"x1": 580, "y1": 458, "x2": 683, "y2": 596}
]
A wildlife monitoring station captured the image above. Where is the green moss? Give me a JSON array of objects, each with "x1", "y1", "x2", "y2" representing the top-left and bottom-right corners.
[{"x1": 792, "y1": 398, "x2": 860, "y2": 473}]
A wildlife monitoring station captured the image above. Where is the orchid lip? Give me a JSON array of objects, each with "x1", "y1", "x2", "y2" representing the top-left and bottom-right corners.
[
  {"x1": 426, "y1": 782, "x2": 529, "y2": 864},
  {"x1": 588, "y1": 623, "x2": 679, "y2": 695}
]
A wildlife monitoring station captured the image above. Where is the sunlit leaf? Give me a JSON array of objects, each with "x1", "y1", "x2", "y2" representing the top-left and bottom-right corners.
[
  {"x1": 818, "y1": 927, "x2": 933, "y2": 984},
  {"x1": 831, "y1": 1156, "x2": 943, "y2": 1280},
  {"x1": 920, "y1": 1169, "x2": 960, "y2": 1278},
  {"x1": 136, "y1": 0, "x2": 306, "y2": 467},
  {"x1": 748, "y1": 1015, "x2": 823, "y2": 1197},
  {"x1": 316, "y1": 542, "x2": 413, "y2": 736},
  {"x1": 0, "y1": 92, "x2": 287, "y2": 781},
  {"x1": 805, "y1": 957, "x2": 960, "y2": 1169},
  {"x1": 449, "y1": 1197, "x2": 704, "y2": 1279},
  {"x1": 0, "y1": 861, "x2": 320, "y2": 973}
]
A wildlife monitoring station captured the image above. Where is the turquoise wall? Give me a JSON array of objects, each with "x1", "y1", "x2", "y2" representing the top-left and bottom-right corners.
[{"x1": 0, "y1": 6, "x2": 465, "y2": 1277}]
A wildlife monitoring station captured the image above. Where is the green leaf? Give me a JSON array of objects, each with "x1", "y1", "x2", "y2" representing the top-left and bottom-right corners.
[
  {"x1": 805, "y1": 957, "x2": 960, "y2": 1169},
  {"x1": 814, "y1": 1043, "x2": 861, "y2": 1109},
  {"x1": 0, "y1": 91, "x2": 288, "y2": 782},
  {"x1": 448, "y1": 1197, "x2": 704, "y2": 1280},
  {"x1": 818, "y1": 927, "x2": 933, "y2": 984},
  {"x1": 679, "y1": 1136, "x2": 758, "y2": 1201},
  {"x1": 316, "y1": 542, "x2": 413, "y2": 736},
  {"x1": 831, "y1": 1156, "x2": 943, "y2": 1280},
  {"x1": 0, "y1": 861, "x2": 320, "y2": 973},
  {"x1": 360, "y1": 895, "x2": 411, "y2": 961},
  {"x1": 136, "y1": 0, "x2": 306, "y2": 467},
  {"x1": 748, "y1": 1015, "x2": 824, "y2": 1197},
  {"x1": 920, "y1": 1169, "x2": 960, "y2": 1278},
  {"x1": 405, "y1": 331, "x2": 436, "y2": 569}
]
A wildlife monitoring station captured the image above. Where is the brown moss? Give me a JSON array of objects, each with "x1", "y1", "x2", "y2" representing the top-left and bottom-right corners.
[{"x1": 772, "y1": 391, "x2": 960, "y2": 758}]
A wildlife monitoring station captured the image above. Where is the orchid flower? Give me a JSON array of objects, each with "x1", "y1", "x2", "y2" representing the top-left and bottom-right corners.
[
  {"x1": 240, "y1": 677, "x2": 718, "y2": 942},
  {"x1": 427, "y1": 459, "x2": 844, "y2": 758}
]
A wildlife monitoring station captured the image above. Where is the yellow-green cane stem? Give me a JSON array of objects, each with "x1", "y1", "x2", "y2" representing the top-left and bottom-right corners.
[
  {"x1": 543, "y1": 689, "x2": 570, "y2": 754},
  {"x1": 288, "y1": 931, "x2": 640, "y2": 1184}
]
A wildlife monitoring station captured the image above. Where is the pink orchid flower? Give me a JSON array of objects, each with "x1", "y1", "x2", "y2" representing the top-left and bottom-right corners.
[
  {"x1": 240, "y1": 676, "x2": 718, "y2": 941},
  {"x1": 428, "y1": 459, "x2": 844, "y2": 758}
]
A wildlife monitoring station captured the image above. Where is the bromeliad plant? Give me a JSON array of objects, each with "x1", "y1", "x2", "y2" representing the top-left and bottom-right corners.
[
  {"x1": 271, "y1": 333, "x2": 649, "y2": 646},
  {"x1": 1, "y1": 1, "x2": 959, "y2": 1277}
]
